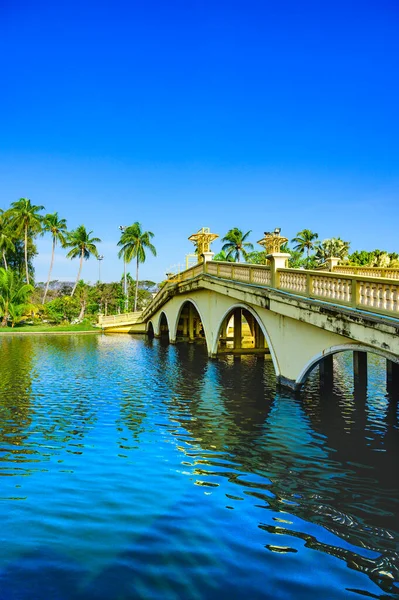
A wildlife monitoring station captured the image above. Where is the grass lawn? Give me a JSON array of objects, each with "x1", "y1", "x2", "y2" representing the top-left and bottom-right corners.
[{"x1": 0, "y1": 321, "x2": 100, "y2": 334}]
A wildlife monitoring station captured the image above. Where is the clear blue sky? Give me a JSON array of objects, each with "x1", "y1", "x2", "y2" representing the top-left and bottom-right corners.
[{"x1": 1, "y1": 0, "x2": 398, "y2": 283}]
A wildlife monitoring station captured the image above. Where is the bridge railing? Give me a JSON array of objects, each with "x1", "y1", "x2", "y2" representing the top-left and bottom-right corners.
[
  {"x1": 331, "y1": 266, "x2": 399, "y2": 279},
  {"x1": 98, "y1": 311, "x2": 143, "y2": 326},
  {"x1": 277, "y1": 269, "x2": 399, "y2": 316},
  {"x1": 204, "y1": 260, "x2": 272, "y2": 285},
  {"x1": 164, "y1": 260, "x2": 399, "y2": 318}
]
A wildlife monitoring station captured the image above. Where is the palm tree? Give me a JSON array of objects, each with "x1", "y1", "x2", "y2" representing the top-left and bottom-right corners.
[
  {"x1": 42, "y1": 212, "x2": 68, "y2": 304},
  {"x1": 8, "y1": 198, "x2": 45, "y2": 284},
  {"x1": 0, "y1": 268, "x2": 33, "y2": 327},
  {"x1": 117, "y1": 222, "x2": 156, "y2": 312},
  {"x1": 291, "y1": 229, "x2": 319, "y2": 259},
  {"x1": 221, "y1": 228, "x2": 254, "y2": 262},
  {"x1": 0, "y1": 210, "x2": 15, "y2": 270},
  {"x1": 66, "y1": 225, "x2": 101, "y2": 296}
]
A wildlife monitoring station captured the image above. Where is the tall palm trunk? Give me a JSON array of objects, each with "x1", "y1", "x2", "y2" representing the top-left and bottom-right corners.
[
  {"x1": 78, "y1": 300, "x2": 86, "y2": 321},
  {"x1": 2, "y1": 251, "x2": 7, "y2": 271},
  {"x1": 134, "y1": 255, "x2": 139, "y2": 312},
  {"x1": 43, "y1": 237, "x2": 55, "y2": 304},
  {"x1": 71, "y1": 247, "x2": 84, "y2": 297},
  {"x1": 1, "y1": 301, "x2": 8, "y2": 327},
  {"x1": 24, "y1": 226, "x2": 29, "y2": 284}
]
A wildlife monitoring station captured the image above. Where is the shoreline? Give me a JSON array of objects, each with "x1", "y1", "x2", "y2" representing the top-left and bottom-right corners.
[{"x1": 0, "y1": 330, "x2": 101, "y2": 336}]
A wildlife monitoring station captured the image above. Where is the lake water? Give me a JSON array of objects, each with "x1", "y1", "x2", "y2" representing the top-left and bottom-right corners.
[{"x1": 0, "y1": 334, "x2": 398, "y2": 599}]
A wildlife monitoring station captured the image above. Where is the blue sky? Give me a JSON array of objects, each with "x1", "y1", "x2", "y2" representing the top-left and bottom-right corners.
[{"x1": 1, "y1": 0, "x2": 398, "y2": 283}]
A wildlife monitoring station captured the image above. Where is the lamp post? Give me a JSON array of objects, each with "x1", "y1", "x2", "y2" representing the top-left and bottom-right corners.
[
  {"x1": 119, "y1": 226, "x2": 128, "y2": 312},
  {"x1": 188, "y1": 227, "x2": 219, "y2": 263},
  {"x1": 97, "y1": 255, "x2": 104, "y2": 283}
]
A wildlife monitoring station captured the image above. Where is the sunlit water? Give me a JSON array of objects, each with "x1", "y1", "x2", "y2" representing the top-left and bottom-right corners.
[{"x1": 0, "y1": 334, "x2": 398, "y2": 599}]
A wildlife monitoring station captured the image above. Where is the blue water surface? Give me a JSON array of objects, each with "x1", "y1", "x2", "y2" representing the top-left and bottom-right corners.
[{"x1": 0, "y1": 334, "x2": 398, "y2": 599}]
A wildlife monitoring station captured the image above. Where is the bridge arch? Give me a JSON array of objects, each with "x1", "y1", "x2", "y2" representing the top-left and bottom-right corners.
[
  {"x1": 157, "y1": 311, "x2": 170, "y2": 341},
  {"x1": 172, "y1": 298, "x2": 209, "y2": 348},
  {"x1": 296, "y1": 343, "x2": 399, "y2": 387},
  {"x1": 212, "y1": 303, "x2": 279, "y2": 375},
  {"x1": 146, "y1": 320, "x2": 155, "y2": 338}
]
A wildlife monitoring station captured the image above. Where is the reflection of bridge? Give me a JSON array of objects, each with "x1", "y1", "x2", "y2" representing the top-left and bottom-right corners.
[{"x1": 99, "y1": 253, "x2": 399, "y2": 392}]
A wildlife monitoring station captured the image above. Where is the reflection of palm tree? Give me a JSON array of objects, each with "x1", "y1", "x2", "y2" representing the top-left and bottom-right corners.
[
  {"x1": 42, "y1": 212, "x2": 68, "y2": 303},
  {"x1": 0, "y1": 337, "x2": 34, "y2": 446},
  {"x1": 66, "y1": 225, "x2": 101, "y2": 296},
  {"x1": 117, "y1": 222, "x2": 156, "y2": 311},
  {"x1": 221, "y1": 228, "x2": 253, "y2": 263},
  {"x1": 8, "y1": 198, "x2": 44, "y2": 284}
]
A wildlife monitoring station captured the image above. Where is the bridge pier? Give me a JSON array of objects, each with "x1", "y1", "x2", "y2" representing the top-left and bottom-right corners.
[
  {"x1": 387, "y1": 360, "x2": 399, "y2": 396},
  {"x1": 188, "y1": 305, "x2": 195, "y2": 343},
  {"x1": 353, "y1": 351, "x2": 367, "y2": 394},
  {"x1": 320, "y1": 355, "x2": 334, "y2": 389},
  {"x1": 233, "y1": 308, "x2": 242, "y2": 350}
]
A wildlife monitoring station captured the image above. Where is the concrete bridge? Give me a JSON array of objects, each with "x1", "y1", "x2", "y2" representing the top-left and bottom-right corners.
[{"x1": 98, "y1": 255, "x2": 399, "y2": 393}]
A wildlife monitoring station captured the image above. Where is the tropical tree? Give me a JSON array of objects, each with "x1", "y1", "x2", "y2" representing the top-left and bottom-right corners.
[
  {"x1": 8, "y1": 198, "x2": 44, "y2": 284},
  {"x1": 291, "y1": 229, "x2": 319, "y2": 259},
  {"x1": 0, "y1": 268, "x2": 33, "y2": 327},
  {"x1": 66, "y1": 225, "x2": 101, "y2": 296},
  {"x1": 74, "y1": 280, "x2": 91, "y2": 321},
  {"x1": 0, "y1": 210, "x2": 15, "y2": 270},
  {"x1": 213, "y1": 250, "x2": 235, "y2": 262},
  {"x1": 280, "y1": 243, "x2": 307, "y2": 269},
  {"x1": 315, "y1": 238, "x2": 350, "y2": 264},
  {"x1": 41, "y1": 212, "x2": 68, "y2": 304},
  {"x1": 245, "y1": 250, "x2": 268, "y2": 265},
  {"x1": 221, "y1": 228, "x2": 254, "y2": 262},
  {"x1": 117, "y1": 222, "x2": 156, "y2": 312}
]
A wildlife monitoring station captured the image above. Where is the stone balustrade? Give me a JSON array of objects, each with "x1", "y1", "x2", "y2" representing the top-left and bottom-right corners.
[
  {"x1": 332, "y1": 266, "x2": 399, "y2": 279},
  {"x1": 165, "y1": 261, "x2": 399, "y2": 318},
  {"x1": 98, "y1": 311, "x2": 143, "y2": 326}
]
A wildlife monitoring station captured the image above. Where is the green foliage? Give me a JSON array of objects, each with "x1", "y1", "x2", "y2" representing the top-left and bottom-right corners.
[
  {"x1": 117, "y1": 222, "x2": 156, "y2": 265},
  {"x1": 291, "y1": 229, "x2": 319, "y2": 258},
  {"x1": 0, "y1": 209, "x2": 15, "y2": 270},
  {"x1": 117, "y1": 222, "x2": 157, "y2": 311},
  {"x1": 221, "y1": 228, "x2": 254, "y2": 262},
  {"x1": 213, "y1": 250, "x2": 235, "y2": 262},
  {"x1": 42, "y1": 212, "x2": 69, "y2": 303},
  {"x1": 8, "y1": 198, "x2": 45, "y2": 284},
  {"x1": 280, "y1": 243, "x2": 312, "y2": 269},
  {"x1": 315, "y1": 238, "x2": 350, "y2": 263},
  {"x1": 43, "y1": 296, "x2": 80, "y2": 324},
  {"x1": 347, "y1": 249, "x2": 399, "y2": 268},
  {"x1": 246, "y1": 251, "x2": 268, "y2": 265},
  {"x1": 0, "y1": 268, "x2": 33, "y2": 327},
  {"x1": 66, "y1": 225, "x2": 101, "y2": 296}
]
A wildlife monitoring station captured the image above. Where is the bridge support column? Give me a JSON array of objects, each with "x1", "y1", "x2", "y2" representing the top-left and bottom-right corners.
[
  {"x1": 255, "y1": 322, "x2": 265, "y2": 349},
  {"x1": 320, "y1": 355, "x2": 334, "y2": 389},
  {"x1": 182, "y1": 316, "x2": 188, "y2": 337},
  {"x1": 220, "y1": 319, "x2": 228, "y2": 347},
  {"x1": 353, "y1": 351, "x2": 367, "y2": 393},
  {"x1": 234, "y1": 308, "x2": 242, "y2": 350},
  {"x1": 188, "y1": 305, "x2": 194, "y2": 342},
  {"x1": 387, "y1": 360, "x2": 399, "y2": 396},
  {"x1": 195, "y1": 319, "x2": 201, "y2": 337}
]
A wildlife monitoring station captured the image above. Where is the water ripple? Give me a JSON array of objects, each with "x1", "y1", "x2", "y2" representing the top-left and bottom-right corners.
[{"x1": 0, "y1": 335, "x2": 398, "y2": 599}]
